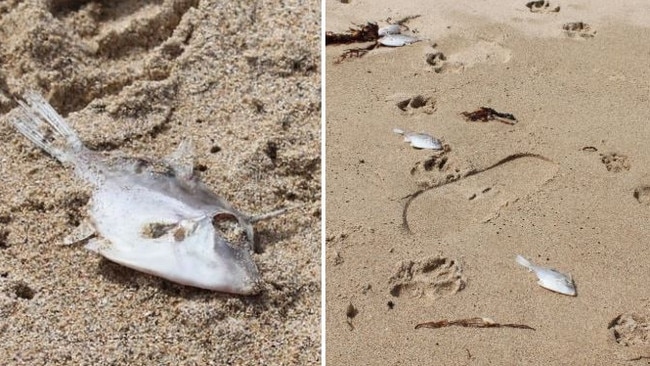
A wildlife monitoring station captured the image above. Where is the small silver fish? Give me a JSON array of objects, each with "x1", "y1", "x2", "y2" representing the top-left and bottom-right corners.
[
  {"x1": 378, "y1": 34, "x2": 420, "y2": 47},
  {"x1": 378, "y1": 24, "x2": 401, "y2": 37},
  {"x1": 393, "y1": 128, "x2": 443, "y2": 150},
  {"x1": 9, "y1": 92, "x2": 289, "y2": 295},
  {"x1": 516, "y1": 255, "x2": 576, "y2": 296}
]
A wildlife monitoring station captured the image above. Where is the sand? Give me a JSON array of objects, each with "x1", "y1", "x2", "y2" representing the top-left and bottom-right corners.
[
  {"x1": 326, "y1": 1, "x2": 650, "y2": 364},
  {"x1": 0, "y1": 0, "x2": 320, "y2": 364}
]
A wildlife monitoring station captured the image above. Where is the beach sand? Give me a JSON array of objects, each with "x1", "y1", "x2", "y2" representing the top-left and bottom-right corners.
[
  {"x1": 0, "y1": 0, "x2": 320, "y2": 364},
  {"x1": 326, "y1": 1, "x2": 650, "y2": 364}
]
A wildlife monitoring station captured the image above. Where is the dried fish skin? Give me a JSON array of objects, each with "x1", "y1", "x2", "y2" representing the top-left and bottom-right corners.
[
  {"x1": 9, "y1": 91, "x2": 263, "y2": 294},
  {"x1": 516, "y1": 255, "x2": 576, "y2": 296},
  {"x1": 393, "y1": 128, "x2": 443, "y2": 150}
]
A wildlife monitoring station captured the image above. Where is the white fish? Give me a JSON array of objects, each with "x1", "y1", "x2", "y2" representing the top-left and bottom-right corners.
[
  {"x1": 378, "y1": 34, "x2": 420, "y2": 47},
  {"x1": 378, "y1": 24, "x2": 401, "y2": 37},
  {"x1": 8, "y1": 92, "x2": 290, "y2": 295},
  {"x1": 515, "y1": 255, "x2": 576, "y2": 296},
  {"x1": 393, "y1": 128, "x2": 442, "y2": 150}
]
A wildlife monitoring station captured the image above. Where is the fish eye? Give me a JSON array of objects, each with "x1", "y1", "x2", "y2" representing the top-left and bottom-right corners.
[{"x1": 212, "y1": 212, "x2": 249, "y2": 250}]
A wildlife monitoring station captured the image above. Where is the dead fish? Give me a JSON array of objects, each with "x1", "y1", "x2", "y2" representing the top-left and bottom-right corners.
[
  {"x1": 8, "y1": 91, "x2": 291, "y2": 295},
  {"x1": 393, "y1": 128, "x2": 442, "y2": 150},
  {"x1": 378, "y1": 34, "x2": 420, "y2": 47},
  {"x1": 378, "y1": 24, "x2": 401, "y2": 37},
  {"x1": 515, "y1": 255, "x2": 576, "y2": 296}
]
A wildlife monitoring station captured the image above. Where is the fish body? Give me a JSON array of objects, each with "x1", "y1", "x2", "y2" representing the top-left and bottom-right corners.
[
  {"x1": 393, "y1": 128, "x2": 442, "y2": 150},
  {"x1": 9, "y1": 92, "x2": 270, "y2": 294},
  {"x1": 378, "y1": 24, "x2": 401, "y2": 37},
  {"x1": 516, "y1": 255, "x2": 576, "y2": 296},
  {"x1": 378, "y1": 34, "x2": 420, "y2": 47}
]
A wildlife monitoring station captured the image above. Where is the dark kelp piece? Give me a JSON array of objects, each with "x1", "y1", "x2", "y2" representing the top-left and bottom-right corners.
[
  {"x1": 325, "y1": 22, "x2": 379, "y2": 45},
  {"x1": 334, "y1": 43, "x2": 379, "y2": 63},
  {"x1": 415, "y1": 317, "x2": 535, "y2": 330},
  {"x1": 326, "y1": 23, "x2": 380, "y2": 64},
  {"x1": 461, "y1": 107, "x2": 518, "y2": 125}
]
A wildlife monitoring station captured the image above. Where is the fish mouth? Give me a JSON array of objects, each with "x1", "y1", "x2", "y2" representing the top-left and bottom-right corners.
[
  {"x1": 218, "y1": 261, "x2": 262, "y2": 295},
  {"x1": 242, "y1": 278, "x2": 264, "y2": 295},
  {"x1": 209, "y1": 219, "x2": 262, "y2": 295}
]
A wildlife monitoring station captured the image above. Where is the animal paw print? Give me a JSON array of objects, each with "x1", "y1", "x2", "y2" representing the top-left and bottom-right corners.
[
  {"x1": 600, "y1": 152, "x2": 630, "y2": 172},
  {"x1": 526, "y1": 1, "x2": 560, "y2": 13},
  {"x1": 396, "y1": 94, "x2": 436, "y2": 114},
  {"x1": 425, "y1": 51, "x2": 465, "y2": 74},
  {"x1": 410, "y1": 152, "x2": 463, "y2": 191},
  {"x1": 410, "y1": 153, "x2": 452, "y2": 174},
  {"x1": 563, "y1": 22, "x2": 596, "y2": 39},
  {"x1": 389, "y1": 256, "x2": 466, "y2": 299},
  {"x1": 609, "y1": 313, "x2": 650, "y2": 347},
  {"x1": 426, "y1": 51, "x2": 447, "y2": 73}
]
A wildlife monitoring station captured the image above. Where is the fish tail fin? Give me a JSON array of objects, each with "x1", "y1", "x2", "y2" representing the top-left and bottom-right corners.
[
  {"x1": 515, "y1": 254, "x2": 534, "y2": 271},
  {"x1": 10, "y1": 91, "x2": 85, "y2": 165}
]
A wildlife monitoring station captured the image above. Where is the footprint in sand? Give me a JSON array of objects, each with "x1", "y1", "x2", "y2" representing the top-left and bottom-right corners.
[
  {"x1": 404, "y1": 154, "x2": 557, "y2": 235},
  {"x1": 563, "y1": 22, "x2": 596, "y2": 39},
  {"x1": 608, "y1": 313, "x2": 650, "y2": 347},
  {"x1": 425, "y1": 51, "x2": 461, "y2": 74},
  {"x1": 1, "y1": 0, "x2": 198, "y2": 148},
  {"x1": 389, "y1": 256, "x2": 465, "y2": 299},
  {"x1": 425, "y1": 41, "x2": 512, "y2": 74},
  {"x1": 600, "y1": 152, "x2": 631, "y2": 172},
  {"x1": 410, "y1": 154, "x2": 451, "y2": 176},
  {"x1": 391, "y1": 94, "x2": 437, "y2": 114},
  {"x1": 525, "y1": 0, "x2": 560, "y2": 13},
  {"x1": 633, "y1": 186, "x2": 650, "y2": 205}
]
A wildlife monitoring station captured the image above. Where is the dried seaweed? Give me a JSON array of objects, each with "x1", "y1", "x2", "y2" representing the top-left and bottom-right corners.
[
  {"x1": 461, "y1": 107, "x2": 517, "y2": 125},
  {"x1": 325, "y1": 23, "x2": 380, "y2": 63},
  {"x1": 335, "y1": 43, "x2": 379, "y2": 64},
  {"x1": 415, "y1": 317, "x2": 535, "y2": 330},
  {"x1": 387, "y1": 15, "x2": 421, "y2": 30},
  {"x1": 325, "y1": 22, "x2": 380, "y2": 45}
]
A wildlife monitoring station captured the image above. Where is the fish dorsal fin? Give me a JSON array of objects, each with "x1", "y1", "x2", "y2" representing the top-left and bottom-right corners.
[{"x1": 165, "y1": 139, "x2": 194, "y2": 179}]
